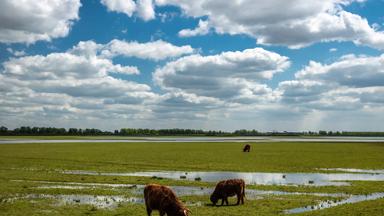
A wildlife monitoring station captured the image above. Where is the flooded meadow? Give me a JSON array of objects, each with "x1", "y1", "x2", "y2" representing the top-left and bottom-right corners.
[{"x1": 1, "y1": 140, "x2": 384, "y2": 215}]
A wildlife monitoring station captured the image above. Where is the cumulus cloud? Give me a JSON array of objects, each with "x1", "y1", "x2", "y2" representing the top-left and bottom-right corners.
[
  {"x1": 296, "y1": 54, "x2": 384, "y2": 87},
  {"x1": 137, "y1": 0, "x2": 156, "y2": 21},
  {"x1": 2, "y1": 44, "x2": 384, "y2": 129},
  {"x1": 277, "y1": 80, "x2": 333, "y2": 104},
  {"x1": 3, "y1": 53, "x2": 140, "y2": 80},
  {"x1": 154, "y1": 48, "x2": 289, "y2": 102},
  {"x1": 0, "y1": 0, "x2": 81, "y2": 44},
  {"x1": 100, "y1": 0, "x2": 136, "y2": 16},
  {"x1": 101, "y1": 39, "x2": 195, "y2": 60},
  {"x1": 155, "y1": 0, "x2": 384, "y2": 49},
  {"x1": 0, "y1": 38, "x2": 200, "y2": 128},
  {"x1": 278, "y1": 54, "x2": 384, "y2": 112},
  {"x1": 100, "y1": 0, "x2": 384, "y2": 49},
  {"x1": 6, "y1": 48, "x2": 26, "y2": 57},
  {"x1": 152, "y1": 92, "x2": 225, "y2": 120},
  {"x1": 0, "y1": 40, "x2": 162, "y2": 125},
  {"x1": 101, "y1": 0, "x2": 156, "y2": 21},
  {"x1": 179, "y1": 20, "x2": 210, "y2": 37}
]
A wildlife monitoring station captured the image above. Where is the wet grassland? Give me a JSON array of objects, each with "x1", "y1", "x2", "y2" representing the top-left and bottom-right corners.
[{"x1": 0, "y1": 141, "x2": 384, "y2": 215}]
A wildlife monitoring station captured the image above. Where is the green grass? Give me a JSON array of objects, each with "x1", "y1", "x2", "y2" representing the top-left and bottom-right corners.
[
  {"x1": 0, "y1": 195, "x2": 319, "y2": 216},
  {"x1": 1, "y1": 142, "x2": 383, "y2": 172},
  {"x1": 1, "y1": 141, "x2": 384, "y2": 215}
]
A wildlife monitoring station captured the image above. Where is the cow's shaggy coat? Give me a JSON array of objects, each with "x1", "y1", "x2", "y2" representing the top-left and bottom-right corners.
[
  {"x1": 210, "y1": 179, "x2": 245, "y2": 206},
  {"x1": 144, "y1": 184, "x2": 190, "y2": 216}
]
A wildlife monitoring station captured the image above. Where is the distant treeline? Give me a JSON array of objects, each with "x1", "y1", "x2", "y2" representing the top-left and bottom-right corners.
[
  {"x1": 0, "y1": 126, "x2": 384, "y2": 136},
  {"x1": 1, "y1": 126, "x2": 384, "y2": 137},
  {"x1": 0, "y1": 126, "x2": 113, "y2": 136}
]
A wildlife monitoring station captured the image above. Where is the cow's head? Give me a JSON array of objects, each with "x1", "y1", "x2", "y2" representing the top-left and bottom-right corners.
[
  {"x1": 175, "y1": 208, "x2": 190, "y2": 216},
  {"x1": 210, "y1": 194, "x2": 218, "y2": 206}
]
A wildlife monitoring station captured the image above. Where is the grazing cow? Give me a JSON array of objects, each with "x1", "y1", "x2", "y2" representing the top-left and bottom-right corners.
[
  {"x1": 243, "y1": 144, "x2": 251, "y2": 152},
  {"x1": 144, "y1": 184, "x2": 190, "y2": 216},
  {"x1": 210, "y1": 179, "x2": 245, "y2": 206}
]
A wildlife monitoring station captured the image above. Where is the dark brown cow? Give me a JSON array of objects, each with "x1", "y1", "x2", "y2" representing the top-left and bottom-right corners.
[
  {"x1": 243, "y1": 144, "x2": 251, "y2": 152},
  {"x1": 210, "y1": 179, "x2": 245, "y2": 206},
  {"x1": 144, "y1": 184, "x2": 190, "y2": 216}
]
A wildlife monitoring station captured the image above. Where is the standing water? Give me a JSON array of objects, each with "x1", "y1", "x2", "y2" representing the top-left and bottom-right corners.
[{"x1": 63, "y1": 170, "x2": 384, "y2": 186}]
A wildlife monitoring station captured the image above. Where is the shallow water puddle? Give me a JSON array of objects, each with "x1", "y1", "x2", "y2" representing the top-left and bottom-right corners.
[
  {"x1": 14, "y1": 167, "x2": 384, "y2": 212},
  {"x1": 285, "y1": 193, "x2": 384, "y2": 214},
  {"x1": 24, "y1": 194, "x2": 143, "y2": 208},
  {"x1": 318, "y1": 168, "x2": 384, "y2": 174},
  {"x1": 17, "y1": 179, "x2": 346, "y2": 201},
  {"x1": 27, "y1": 180, "x2": 350, "y2": 199},
  {"x1": 63, "y1": 170, "x2": 384, "y2": 186}
]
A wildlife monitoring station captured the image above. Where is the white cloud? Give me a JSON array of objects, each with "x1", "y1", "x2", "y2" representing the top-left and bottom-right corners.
[
  {"x1": 100, "y1": 0, "x2": 384, "y2": 49},
  {"x1": 137, "y1": 0, "x2": 156, "y2": 21},
  {"x1": 179, "y1": 20, "x2": 210, "y2": 37},
  {"x1": 0, "y1": 38, "x2": 198, "y2": 127},
  {"x1": 154, "y1": 48, "x2": 289, "y2": 101},
  {"x1": 329, "y1": 48, "x2": 338, "y2": 52},
  {"x1": 278, "y1": 54, "x2": 384, "y2": 112},
  {"x1": 6, "y1": 48, "x2": 26, "y2": 57},
  {"x1": 3, "y1": 52, "x2": 139, "y2": 80},
  {"x1": 1, "y1": 37, "x2": 204, "y2": 126},
  {"x1": 101, "y1": 0, "x2": 156, "y2": 21},
  {"x1": 101, "y1": 39, "x2": 195, "y2": 60},
  {"x1": 0, "y1": 0, "x2": 81, "y2": 44},
  {"x1": 155, "y1": 0, "x2": 384, "y2": 49},
  {"x1": 158, "y1": 11, "x2": 178, "y2": 23},
  {"x1": 296, "y1": 54, "x2": 384, "y2": 87},
  {"x1": 100, "y1": 0, "x2": 136, "y2": 16},
  {"x1": 277, "y1": 80, "x2": 333, "y2": 104},
  {"x1": 0, "y1": 40, "x2": 161, "y2": 125}
]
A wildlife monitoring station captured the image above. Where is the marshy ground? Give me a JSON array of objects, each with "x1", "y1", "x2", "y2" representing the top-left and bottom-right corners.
[{"x1": 0, "y1": 138, "x2": 384, "y2": 215}]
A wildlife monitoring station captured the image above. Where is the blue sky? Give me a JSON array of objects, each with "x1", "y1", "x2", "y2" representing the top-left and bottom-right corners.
[{"x1": 1, "y1": 0, "x2": 384, "y2": 131}]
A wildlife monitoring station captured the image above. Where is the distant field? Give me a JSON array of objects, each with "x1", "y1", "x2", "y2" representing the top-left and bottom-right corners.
[
  {"x1": 0, "y1": 136, "x2": 147, "y2": 140},
  {"x1": 1, "y1": 141, "x2": 384, "y2": 215}
]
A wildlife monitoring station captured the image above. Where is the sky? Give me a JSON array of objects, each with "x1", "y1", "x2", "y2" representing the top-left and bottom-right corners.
[{"x1": 1, "y1": 0, "x2": 384, "y2": 131}]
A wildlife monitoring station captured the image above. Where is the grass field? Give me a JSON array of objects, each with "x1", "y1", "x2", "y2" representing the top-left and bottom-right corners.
[{"x1": 1, "y1": 141, "x2": 384, "y2": 215}]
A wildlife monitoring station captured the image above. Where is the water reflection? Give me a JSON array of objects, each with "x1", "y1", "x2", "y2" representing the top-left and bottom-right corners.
[
  {"x1": 285, "y1": 193, "x2": 384, "y2": 214},
  {"x1": 25, "y1": 194, "x2": 142, "y2": 208},
  {"x1": 63, "y1": 170, "x2": 384, "y2": 186},
  {"x1": 318, "y1": 168, "x2": 384, "y2": 174},
  {"x1": 12, "y1": 179, "x2": 384, "y2": 213}
]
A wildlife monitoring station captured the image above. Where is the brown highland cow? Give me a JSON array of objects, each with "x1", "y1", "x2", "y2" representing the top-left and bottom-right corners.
[
  {"x1": 243, "y1": 144, "x2": 251, "y2": 152},
  {"x1": 210, "y1": 179, "x2": 245, "y2": 206},
  {"x1": 144, "y1": 184, "x2": 190, "y2": 216}
]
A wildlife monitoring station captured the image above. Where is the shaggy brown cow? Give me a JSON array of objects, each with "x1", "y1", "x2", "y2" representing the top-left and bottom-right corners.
[
  {"x1": 210, "y1": 179, "x2": 245, "y2": 206},
  {"x1": 144, "y1": 184, "x2": 190, "y2": 216},
  {"x1": 243, "y1": 144, "x2": 251, "y2": 152}
]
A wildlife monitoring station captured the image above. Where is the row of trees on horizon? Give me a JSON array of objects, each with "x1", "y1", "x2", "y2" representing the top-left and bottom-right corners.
[{"x1": 0, "y1": 126, "x2": 383, "y2": 137}]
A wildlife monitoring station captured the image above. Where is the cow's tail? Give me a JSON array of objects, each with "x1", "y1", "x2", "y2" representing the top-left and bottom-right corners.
[{"x1": 241, "y1": 180, "x2": 246, "y2": 200}]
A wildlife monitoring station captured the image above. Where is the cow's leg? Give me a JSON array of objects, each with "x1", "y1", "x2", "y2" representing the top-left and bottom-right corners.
[
  {"x1": 225, "y1": 197, "x2": 229, "y2": 206},
  {"x1": 220, "y1": 198, "x2": 224, "y2": 206},
  {"x1": 146, "y1": 207, "x2": 152, "y2": 216},
  {"x1": 236, "y1": 193, "x2": 241, "y2": 205},
  {"x1": 159, "y1": 210, "x2": 165, "y2": 216}
]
